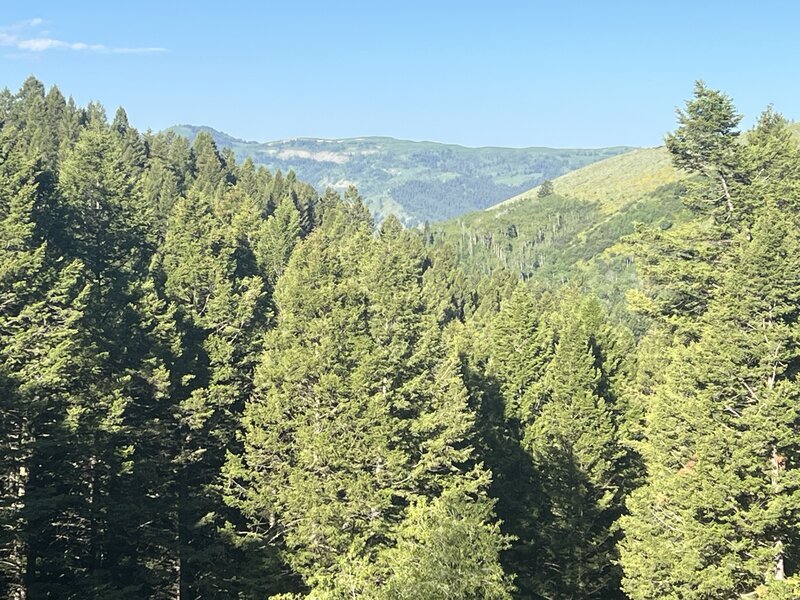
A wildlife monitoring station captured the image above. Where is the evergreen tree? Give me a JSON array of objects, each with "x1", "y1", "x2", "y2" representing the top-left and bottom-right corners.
[
  {"x1": 621, "y1": 205, "x2": 800, "y2": 598},
  {"x1": 49, "y1": 110, "x2": 166, "y2": 597},
  {"x1": 189, "y1": 132, "x2": 230, "y2": 201},
  {"x1": 225, "y1": 201, "x2": 511, "y2": 597},
  {"x1": 254, "y1": 194, "x2": 302, "y2": 284},
  {"x1": 141, "y1": 131, "x2": 192, "y2": 235},
  {"x1": 523, "y1": 297, "x2": 633, "y2": 599},
  {"x1": 628, "y1": 83, "x2": 749, "y2": 337},
  {"x1": 0, "y1": 127, "x2": 89, "y2": 599},
  {"x1": 1, "y1": 78, "x2": 313, "y2": 598},
  {"x1": 161, "y1": 187, "x2": 273, "y2": 598},
  {"x1": 538, "y1": 180, "x2": 554, "y2": 198},
  {"x1": 621, "y1": 86, "x2": 800, "y2": 599},
  {"x1": 476, "y1": 288, "x2": 633, "y2": 598},
  {"x1": 665, "y1": 80, "x2": 744, "y2": 222},
  {"x1": 14, "y1": 74, "x2": 800, "y2": 600},
  {"x1": 382, "y1": 481, "x2": 512, "y2": 600}
]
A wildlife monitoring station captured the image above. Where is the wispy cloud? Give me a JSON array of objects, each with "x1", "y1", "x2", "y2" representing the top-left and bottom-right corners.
[{"x1": 0, "y1": 18, "x2": 165, "y2": 55}]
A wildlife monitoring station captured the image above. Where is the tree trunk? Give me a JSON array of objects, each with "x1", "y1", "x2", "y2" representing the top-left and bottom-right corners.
[
  {"x1": 719, "y1": 173, "x2": 734, "y2": 215},
  {"x1": 774, "y1": 541, "x2": 786, "y2": 580},
  {"x1": 177, "y1": 467, "x2": 190, "y2": 600},
  {"x1": 7, "y1": 421, "x2": 30, "y2": 600}
]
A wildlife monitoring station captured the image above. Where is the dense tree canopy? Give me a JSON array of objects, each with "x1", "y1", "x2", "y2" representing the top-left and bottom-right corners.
[{"x1": 1, "y1": 77, "x2": 800, "y2": 599}]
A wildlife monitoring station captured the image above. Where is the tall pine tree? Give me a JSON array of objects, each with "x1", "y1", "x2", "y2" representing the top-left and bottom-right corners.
[{"x1": 225, "y1": 200, "x2": 512, "y2": 598}]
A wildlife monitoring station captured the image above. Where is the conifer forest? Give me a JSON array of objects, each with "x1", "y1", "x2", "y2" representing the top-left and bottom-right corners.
[{"x1": 2, "y1": 76, "x2": 800, "y2": 599}]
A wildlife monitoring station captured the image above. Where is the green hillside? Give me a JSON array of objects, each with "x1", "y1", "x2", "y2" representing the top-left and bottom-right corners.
[
  {"x1": 429, "y1": 145, "x2": 689, "y2": 303},
  {"x1": 444, "y1": 124, "x2": 800, "y2": 289},
  {"x1": 493, "y1": 146, "x2": 679, "y2": 213},
  {"x1": 169, "y1": 124, "x2": 633, "y2": 225}
]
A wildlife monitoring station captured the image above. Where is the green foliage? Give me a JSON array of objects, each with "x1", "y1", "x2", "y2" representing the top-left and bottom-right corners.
[
  {"x1": 4, "y1": 76, "x2": 800, "y2": 600},
  {"x1": 0, "y1": 122, "x2": 90, "y2": 599},
  {"x1": 621, "y1": 206, "x2": 800, "y2": 598},
  {"x1": 0, "y1": 78, "x2": 303, "y2": 599},
  {"x1": 255, "y1": 195, "x2": 302, "y2": 284},
  {"x1": 383, "y1": 485, "x2": 513, "y2": 600},
  {"x1": 470, "y1": 288, "x2": 635, "y2": 599},
  {"x1": 425, "y1": 141, "x2": 690, "y2": 323},
  {"x1": 527, "y1": 297, "x2": 635, "y2": 598},
  {"x1": 429, "y1": 181, "x2": 688, "y2": 321},
  {"x1": 665, "y1": 81, "x2": 743, "y2": 221},
  {"x1": 620, "y1": 83, "x2": 800, "y2": 599},
  {"x1": 224, "y1": 201, "x2": 510, "y2": 597},
  {"x1": 666, "y1": 81, "x2": 742, "y2": 174}
]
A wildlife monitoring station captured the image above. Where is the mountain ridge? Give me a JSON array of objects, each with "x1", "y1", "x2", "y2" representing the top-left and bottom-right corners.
[
  {"x1": 171, "y1": 124, "x2": 633, "y2": 152},
  {"x1": 167, "y1": 124, "x2": 636, "y2": 225},
  {"x1": 490, "y1": 146, "x2": 678, "y2": 213}
]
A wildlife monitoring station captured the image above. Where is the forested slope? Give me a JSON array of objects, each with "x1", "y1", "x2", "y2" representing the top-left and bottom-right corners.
[
  {"x1": 428, "y1": 145, "x2": 688, "y2": 319},
  {"x1": 2, "y1": 78, "x2": 800, "y2": 600}
]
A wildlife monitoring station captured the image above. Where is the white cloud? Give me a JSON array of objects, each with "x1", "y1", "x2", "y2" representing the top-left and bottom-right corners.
[
  {"x1": 17, "y1": 37, "x2": 66, "y2": 51},
  {"x1": 0, "y1": 18, "x2": 165, "y2": 55}
]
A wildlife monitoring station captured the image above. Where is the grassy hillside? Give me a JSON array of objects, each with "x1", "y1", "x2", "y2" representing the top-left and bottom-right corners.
[
  {"x1": 169, "y1": 125, "x2": 634, "y2": 225},
  {"x1": 434, "y1": 123, "x2": 800, "y2": 308},
  {"x1": 493, "y1": 146, "x2": 678, "y2": 213},
  {"x1": 493, "y1": 122, "x2": 800, "y2": 216},
  {"x1": 429, "y1": 146, "x2": 689, "y2": 305}
]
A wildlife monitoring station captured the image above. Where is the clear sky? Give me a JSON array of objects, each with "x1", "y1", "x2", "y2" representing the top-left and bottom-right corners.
[{"x1": 2, "y1": 1, "x2": 799, "y2": 148}]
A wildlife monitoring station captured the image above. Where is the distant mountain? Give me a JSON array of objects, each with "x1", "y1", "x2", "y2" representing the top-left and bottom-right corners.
[{"x1": 168, "y1": 125, "x2": 634, "y2": 225}]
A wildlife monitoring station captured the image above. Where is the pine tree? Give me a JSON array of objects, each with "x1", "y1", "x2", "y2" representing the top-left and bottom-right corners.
[
  {"x1": 621, "y1": 204, "x2": 800, "y2": 598},
  {"x1": 621, "y1": 86, "x2": 800, "y2": 599},
  {"x1": 462, "y1": 285, "x2": 553, "y2": 595},
  {"x1": 538, "y1": 180, "x2": 555, "y2": 198},
  {"x1": 382, "y1": 480, "x2": 512, "y2": 600},
  {"x1": 0, "y1": 127, "x2": 89, "y2": 599},
  {"x1": 523, "y1": 297, "x2": 632, "y2": 599},
  {"x1": 629, "y1": 83, "x2": 750, "y2": 337},
  {"x1": 476, "y1": 287, "x2": 634, "y2": 598},
  {"x1": 254, "y1": 194, "x2": 302, "y2": 284},
  {"x1": 141, "y1": 131, "x2": 192, "y2": 235},
  {"x1": 1, "y1": 78, "x2": 317, "y2": 598},
  {"x1": 665, "y1": 80, "x2": 744, "y2": 222},
  {"x1": 744, "y1": 107, "x2": 800, "y2": 214},
  {"x1": 225, "y1": 200, "x2": 511, "y2": 597},
  {"x1": 31, "y1": 108, "x2": 179, "y2": 597},
  {"x1": 161, "y1": 184, "x2": 275, "y2": 597},
  {"x1": 189, "y1": 132, "x2": 230, "y2": 201}
]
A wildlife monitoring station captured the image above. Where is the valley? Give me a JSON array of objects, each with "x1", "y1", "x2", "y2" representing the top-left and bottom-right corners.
[{"x1": 169, "y1": 124, "x2": 633, "y2": 225}]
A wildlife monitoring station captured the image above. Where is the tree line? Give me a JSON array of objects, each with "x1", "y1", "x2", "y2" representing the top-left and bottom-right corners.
[{"x1": 1, "y1": 77, "x2": 799, "y2": 599}]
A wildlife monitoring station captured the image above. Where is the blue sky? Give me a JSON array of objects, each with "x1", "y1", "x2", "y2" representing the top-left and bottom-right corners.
[{"x1": 2, "y1": 1, "x2": 799, "y2": 148}]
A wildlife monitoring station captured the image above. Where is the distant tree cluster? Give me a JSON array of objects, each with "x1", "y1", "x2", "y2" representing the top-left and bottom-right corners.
[
  {"x1": 390, "y1": 175, "x2": 534, "y2": 221},
  {"x1": 1, "y1": 77, "x2": 800, "y2": 600}
]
